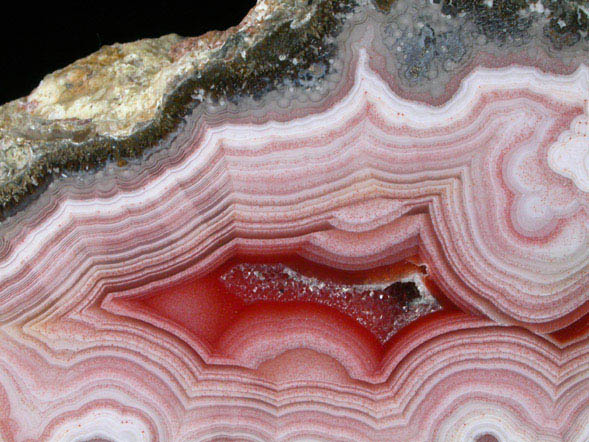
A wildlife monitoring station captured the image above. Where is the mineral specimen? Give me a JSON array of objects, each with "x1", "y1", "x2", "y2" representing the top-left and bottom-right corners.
[{"x1": 0, "y1": 0, "x2": 588, "y2": 441}]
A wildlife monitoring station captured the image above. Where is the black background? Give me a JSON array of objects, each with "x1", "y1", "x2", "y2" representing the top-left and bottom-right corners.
[{"x1": 0, "y1": 2, "x2": 256, "y2": 104}]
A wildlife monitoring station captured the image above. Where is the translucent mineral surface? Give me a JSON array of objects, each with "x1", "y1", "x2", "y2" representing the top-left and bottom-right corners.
[{"x1": 0, "y1": 0, "x2": 588, "y2": 441}]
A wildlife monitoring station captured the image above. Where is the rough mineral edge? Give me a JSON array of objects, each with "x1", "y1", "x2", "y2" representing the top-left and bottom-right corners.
[
  {"x1": 1, "y1": 0, "x2": 589, "y2": 216},
  {"x1": 0, "y1": 0, "x2": 355, "y2": 214}
]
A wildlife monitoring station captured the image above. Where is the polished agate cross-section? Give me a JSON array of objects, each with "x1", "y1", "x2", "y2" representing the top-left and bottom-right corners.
[
  {"x1": 0, "y1": 48, "x2": 588, "y2": 441},
  {"x1": 108, "y1": 255, "x2": 448, "y2": 380}
]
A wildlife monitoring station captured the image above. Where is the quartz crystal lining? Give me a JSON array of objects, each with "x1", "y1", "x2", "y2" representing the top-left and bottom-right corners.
[
  {"x1": 0, "y1": 0, "x2": 588, "y2": 440},
  {"x1": 219, "y1": 261, "x2": 440, "y2": 344}
]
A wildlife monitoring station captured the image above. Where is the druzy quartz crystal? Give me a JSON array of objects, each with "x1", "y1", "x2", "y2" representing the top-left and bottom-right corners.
[{"x1": 0, "y1": 0, "x2": 588, "y2": 441}]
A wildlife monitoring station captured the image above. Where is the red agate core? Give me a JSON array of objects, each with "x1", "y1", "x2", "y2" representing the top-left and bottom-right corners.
[{"x1": 113, "y1": 254, "x2": 455, "y2": 380}]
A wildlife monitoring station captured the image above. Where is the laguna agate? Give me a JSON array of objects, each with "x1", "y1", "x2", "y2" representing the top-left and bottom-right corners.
[{"x1": 0, "y1": 0, "x2": 588, "y2": 441}]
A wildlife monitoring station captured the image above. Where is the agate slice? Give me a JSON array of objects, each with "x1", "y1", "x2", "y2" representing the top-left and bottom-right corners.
[{"x1": 0, "y1": 0, "x2": 588, "y2": 441}]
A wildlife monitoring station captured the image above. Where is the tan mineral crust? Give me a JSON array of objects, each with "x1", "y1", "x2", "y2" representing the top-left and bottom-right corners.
[
  {"x1": 0, "y1": 0, "x2": 343, "y2": 213},
  {"x1": 26, "y1": 35, "x2": 184, "y2": 138},
  {"x1": 0, "y1": 34, "x2": 184, "y2": 202}
]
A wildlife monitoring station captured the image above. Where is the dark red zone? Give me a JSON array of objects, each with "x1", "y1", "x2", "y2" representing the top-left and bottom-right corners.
[
  {"x1": 549, "y1": 313, "x2": 589, "y2": 345},
  {"x1": 126, "y1": 254, "x2": 458, "y2": 356}
]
